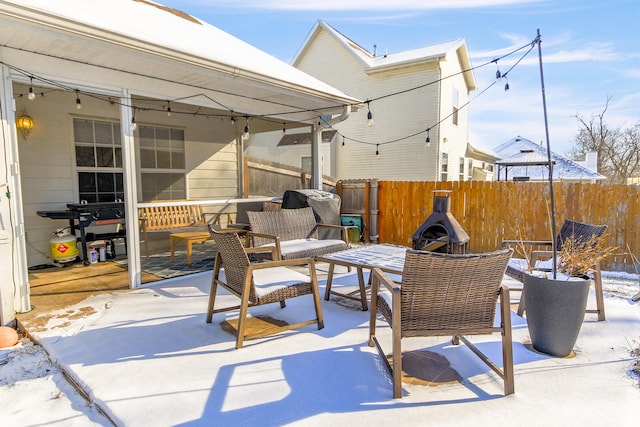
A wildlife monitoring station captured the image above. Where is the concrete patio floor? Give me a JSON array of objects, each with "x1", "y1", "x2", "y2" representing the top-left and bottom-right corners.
[{"x1": 6, "y1": 265, "x2": 640, "y2": 426}]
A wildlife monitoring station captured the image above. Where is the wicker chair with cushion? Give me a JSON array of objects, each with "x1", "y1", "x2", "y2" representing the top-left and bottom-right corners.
[
  {"x1": 246, "y1": 207, "x2": 349, "y2": 260},
  {"x1": 368, "y1": 248, "x2": 514, "y2": 399},
  {"x1": 501, "y1": 219, "x2": 607, "y2": 321},
  {"x1": 206, "y1": 230, "x2": 324, "y2": 349}
]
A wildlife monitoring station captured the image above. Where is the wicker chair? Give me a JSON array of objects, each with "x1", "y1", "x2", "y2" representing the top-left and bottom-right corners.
[
  {"x1": 206, "y1": 230, "x2": 324, "y2": 349},
  {"x1": 368, "y1": 248, "x2": 514, "y2": 398},
  {"x1": 246, "y1": 207, "x2": 349, "y2": 260},
  {"x1": 502, "y1": 219, "x2": 607, "y2": 321}
]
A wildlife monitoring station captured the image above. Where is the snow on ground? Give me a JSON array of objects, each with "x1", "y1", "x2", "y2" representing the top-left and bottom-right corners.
[{"x1": 1, "y1": 270, "x2": 638, "y2": 427}]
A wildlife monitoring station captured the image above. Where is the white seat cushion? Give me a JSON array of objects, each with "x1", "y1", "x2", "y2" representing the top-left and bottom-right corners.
[
  {"x1": 258, "y1": 238, "x2": 348, "y2": 259},
  {"x1": 252, "y1": 266, "x2": 311, "y2": 298}
]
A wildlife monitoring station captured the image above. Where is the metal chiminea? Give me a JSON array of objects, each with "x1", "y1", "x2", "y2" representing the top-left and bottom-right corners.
[{"x1": 412, "y1": 190, "x2": 470, "y2": 254}]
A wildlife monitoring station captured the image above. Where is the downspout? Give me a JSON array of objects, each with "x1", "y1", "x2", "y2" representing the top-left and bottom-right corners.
[{"x1": 311, "y1": 105, "x2": 351, "y2": 190}]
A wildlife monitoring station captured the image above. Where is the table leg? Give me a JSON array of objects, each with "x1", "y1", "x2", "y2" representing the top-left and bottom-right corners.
[
  {"x1": 186, "y1": 240, "x2": 193, "y2": 266},
  {"x1": 356, "y1": 267, "x2": 368, "y2": 311},
  {"x1": 324, "y1": 262, "x2": 336, "y2": 301},
  {"x1": 170, "y1": 236, "x2": 176, "y2": 262}
]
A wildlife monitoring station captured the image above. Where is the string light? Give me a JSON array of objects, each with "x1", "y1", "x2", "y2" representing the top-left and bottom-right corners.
[
  {"x1": 375, "y1": 144, "x2": 380, "y2": 158},
  {"x1": 27, "y1": 77, "x2": 36, "y2": 100},
  {"x1": 242, "y1": 116, "x2": 250, "y2": 140},
  {"x1": 425, "y1": 128, "x2": 431, "y2": 148},
  {"x1": 504, "y1": 76, "x2": 510, "y2": 91},
  {"x1": 130, "y1": 110, "x2": 137, "y2": 131},
  {"x1": 166, "y1": 100, "x2": 172, "y2": 116},
  {"x1": 3, "y1": 33, "x2": 538, "y2": 152},
  {"x1": 282, "y1": 122, "x2": 286, "y2": 133},
  {"x1": 230, "y1": 116, "x2": 236, "y2": 125}
]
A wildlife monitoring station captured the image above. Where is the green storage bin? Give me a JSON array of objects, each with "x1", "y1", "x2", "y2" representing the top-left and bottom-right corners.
[{"x1": 341, "y1": 214, "x2": 363, "y2": 243}]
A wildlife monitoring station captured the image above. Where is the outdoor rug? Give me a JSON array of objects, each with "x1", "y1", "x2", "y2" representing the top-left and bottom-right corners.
[{"x1": 114, "y1": 241, "x2": 217, "y2": 279}]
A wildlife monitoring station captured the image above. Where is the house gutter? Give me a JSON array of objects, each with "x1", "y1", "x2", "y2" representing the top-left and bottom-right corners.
[{"x1": 311, "y1": 105, "x2": 352, "y2": 189}]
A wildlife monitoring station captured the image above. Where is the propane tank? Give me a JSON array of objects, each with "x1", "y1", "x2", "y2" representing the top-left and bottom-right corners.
[{"x1": 49, "y1": 228, "x2": 79, "y2": 264}]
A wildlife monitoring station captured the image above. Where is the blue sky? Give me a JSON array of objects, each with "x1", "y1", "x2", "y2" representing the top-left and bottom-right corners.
[{"x1": 160, "y1": 0, "x2": 639, "y2": 155}]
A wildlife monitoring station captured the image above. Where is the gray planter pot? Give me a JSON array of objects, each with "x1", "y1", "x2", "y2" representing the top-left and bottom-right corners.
[{"x1": 523, "y1": 272, "x2": 590, "y2": 357}]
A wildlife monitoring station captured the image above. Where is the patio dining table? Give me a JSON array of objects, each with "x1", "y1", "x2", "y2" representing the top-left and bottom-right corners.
[{"x1": 316, "y1": 244, "x2": 408, "y2": 310}]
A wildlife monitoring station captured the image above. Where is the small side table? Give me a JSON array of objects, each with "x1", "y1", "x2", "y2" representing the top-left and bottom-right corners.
[{"x1": 169, "y1": 231, "x2": 211, "y2": 266}]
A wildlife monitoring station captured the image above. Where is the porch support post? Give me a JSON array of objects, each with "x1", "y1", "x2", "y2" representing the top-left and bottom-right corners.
[
  {"x1": 313, "y1": 105, "x2": 351, "y2": 190},
  {"x1": 120, "y1": 90, "x2": 141, "y2": 289},
  {"x1": 311, "y1": 124, "x2": 322, "y2": 190}
]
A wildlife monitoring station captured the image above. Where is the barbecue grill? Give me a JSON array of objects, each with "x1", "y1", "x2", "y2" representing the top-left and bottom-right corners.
[{"x1": 37, "y1": 201, "x2": 126, "y2": 265}]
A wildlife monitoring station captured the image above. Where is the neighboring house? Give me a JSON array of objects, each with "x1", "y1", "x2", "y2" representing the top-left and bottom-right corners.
[
  {"x1": 466, "y1": 143, "x2": 501, "y2": 181},
  {"x1": 284, "y1": 20, "x2": 480, "y2": 181},
  {"x1": 0, "y1": 1, "x2": 359, "y2": 324},
  {"x1": 494, "y1": 136, "x2": 606, "y2": 182}
]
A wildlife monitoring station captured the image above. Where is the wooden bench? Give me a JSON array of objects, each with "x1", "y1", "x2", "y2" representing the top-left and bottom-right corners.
[
  {"x1": 138, "y1": 202, "x2": 230, "y2": 258},
  {"x1": 246, "y1": 206, "x2": 350, "y2": 260}
]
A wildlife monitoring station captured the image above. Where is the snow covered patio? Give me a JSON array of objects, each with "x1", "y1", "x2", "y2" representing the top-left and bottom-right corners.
[{"x1": 4, "y1": 266, "x2": 640, "y2": 426}]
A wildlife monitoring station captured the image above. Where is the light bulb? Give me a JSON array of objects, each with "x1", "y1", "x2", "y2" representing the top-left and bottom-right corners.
[
  {"x1": 166, "y1": 102, "x2": 172, "y2": 117},
  {"x1": 243, "y1": 124, "x2": 250, "y2": 140},
  {"x1": 130, "y1": 117, "x2": 137, "y2": 131},
  {"x1": 27, "y1": 87, "x2": 36, "y2": 101},
  {"x1": 367, "y1": 110, "x2": 374, "y2": 126},
  {"x1": 76, "y1": 94, "x2": 82, "y2": 110}
]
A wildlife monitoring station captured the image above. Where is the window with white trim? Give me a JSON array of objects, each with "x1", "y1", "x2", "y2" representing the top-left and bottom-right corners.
[
  {"x1": 74, "y1": 118, "x2": 123, "y2": 203},
  {"x1": 139, "y1": 125, "x2": 186, "y2": 201},
  {"x1": 452, "y1": 88, "x2": 459, "y2": 126},
  {"x1": 441, "y1": 152, "x2": 449, "y2": 181}
]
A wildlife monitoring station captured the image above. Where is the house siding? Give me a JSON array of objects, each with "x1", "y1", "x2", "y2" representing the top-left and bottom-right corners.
[{"x1": 294, "y1": 26, "x2": 472, "y2": 182}]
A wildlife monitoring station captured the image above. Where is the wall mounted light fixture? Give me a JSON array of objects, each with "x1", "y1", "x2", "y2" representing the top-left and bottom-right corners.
[{"x1": 16, "y1": 111, "x2": 34, "y2": 140}]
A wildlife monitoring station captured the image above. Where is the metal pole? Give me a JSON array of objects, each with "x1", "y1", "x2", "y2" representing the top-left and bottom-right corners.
[{"x1": 537, "y1": 29, "x2": 557, "y2": 278}]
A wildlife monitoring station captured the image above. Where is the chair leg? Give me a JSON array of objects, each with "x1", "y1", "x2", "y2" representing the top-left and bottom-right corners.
[
  {"x1": 391, "y1": 324, "x2": 402, "y2": 398},
  {"x1": 206, "y1": 280, "x2": 218, "y2": 323},
  {"x1": 500, "y1": 287, "x2": 515, "y2": 395},
  {"x1": 235, "y1": 293, "x2": 251, "y2": 349},
  {"x1": 207, "y1": 254, "x2": 222, "y2": 323}
]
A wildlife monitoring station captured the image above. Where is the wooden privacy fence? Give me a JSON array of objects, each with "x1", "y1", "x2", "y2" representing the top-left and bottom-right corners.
[{"x1": 376, "y1": 181, "x2": 639, "y2": 271}]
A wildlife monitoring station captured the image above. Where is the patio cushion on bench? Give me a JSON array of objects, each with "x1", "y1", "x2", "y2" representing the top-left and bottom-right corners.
[
  {"x1": 246, "y1": 207, "x2": 349, "y2": 260},
  {"x1": 263, "y1": 238, "x2": 349, "y2": 259}
]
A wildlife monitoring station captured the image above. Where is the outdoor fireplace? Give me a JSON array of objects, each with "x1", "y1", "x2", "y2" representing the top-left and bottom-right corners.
[{"x1": 412, "y1": 190, "x2": 469, "y2": 254}]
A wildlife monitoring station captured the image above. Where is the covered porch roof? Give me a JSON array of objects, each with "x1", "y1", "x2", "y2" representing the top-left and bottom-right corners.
[{"x1": 0, "y1": 0, "x2": 362, "y2": 123}]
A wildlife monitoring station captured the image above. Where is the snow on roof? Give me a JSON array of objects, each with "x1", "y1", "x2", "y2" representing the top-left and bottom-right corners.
[
  {"x1": 493, "y1": 136, "x2": 606, "y2": 181},
  {"x1": 295, "y1": 20, "x2": 476, "y2": 90},
  {"x1": 8, "y1": 0, "x2": 358, "y2": 102}
]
